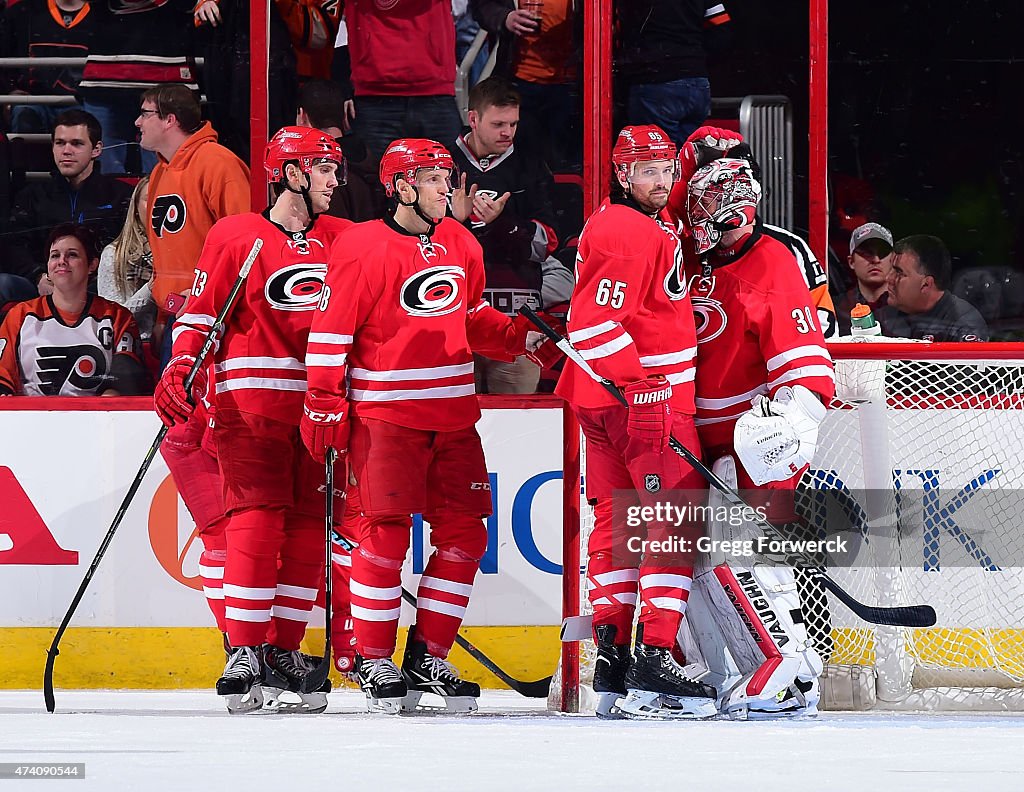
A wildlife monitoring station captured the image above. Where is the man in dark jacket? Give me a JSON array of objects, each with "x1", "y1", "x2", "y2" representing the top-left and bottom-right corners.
[{"x1": 3, "y1": 109, "x2": 132, "y2": 285}]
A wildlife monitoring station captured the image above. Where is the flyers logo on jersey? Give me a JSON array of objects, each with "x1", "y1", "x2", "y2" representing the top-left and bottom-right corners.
[
  {"x1": 265, "y1": 263, "x2": 328, "y2": 312},
  {"x1": 400, "y1": 265, "x2": 464, "y2": 317},
  {"x1": 151, "y1": 195, "x2": 186, "y2": 238},
  {"x1": 689, "y1": 275, "x2": 728, "y2": 343},
  {"x1": 37, "y1": 344, "x2": 108, "y2": 394}
]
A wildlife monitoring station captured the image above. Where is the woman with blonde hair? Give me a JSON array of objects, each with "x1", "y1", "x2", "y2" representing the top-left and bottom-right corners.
[{"x1": 97, "y1": 176, "x2": 157, "y2": 340}]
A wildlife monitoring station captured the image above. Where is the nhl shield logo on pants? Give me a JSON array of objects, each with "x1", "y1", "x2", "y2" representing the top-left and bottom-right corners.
[{"x1": 644, "y1": 474, "x2": 661, "y2": 493}]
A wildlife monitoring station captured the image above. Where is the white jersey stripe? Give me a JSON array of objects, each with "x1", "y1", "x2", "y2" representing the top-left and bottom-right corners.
[
  {"x1": 215, "y1": 356, "x2": 305, "y2": 373},
  {"x1": 665, "y1": 369, "x2": 696, "y2": 386},
  {"x1": 577, "y1": 332, "x2": 633, "y2": 361},
  {"x1": 569, "y1": 320, "x2": 619, "y2": 343},
  {"x1": 308, "y1": 332, "x2": 353, "y2": 345},
  {"x1": 276, "y1": 583, "x2": 318, "y2": 601},
  {"x1": 419, "y1": 576, "x2": 474, "y2": 598},
  {"x1": 765, "y1": 345, "x2": 832, "y2": 372},
  {"x1": 349, "y1": 362, "x2": 474, "y2": 382},
  {"x1": 695, "y1": 384, "x2": 769, "y2": 410},
  {"x1": 768, "y1": 365, "x2": 835, "y2": 390},
  {"x1": 225, "y1": 606, "x2": 272, "y2": 622},
  {"x1": 417, "y1": 597, "x2": 467, "y2": 619},
  {"x1": 223, "y1": 584, "x2": 276, "y2": 599},
  {"x1": 350, "y1": 384, "x2": 477, "y2": 402},
  {"x1": 639, "y1": 347, "x2": 697, "y2": 367},
  {"x1": 640, "y1": 573, "x2": 693, "y2": 590},
  {"x1": 305, "y1": 352, "x2": 348, "y2": 367},
  {"x1": 350, "y1": 604, "x2": 402, "y2": 622},
  {"x1": 350, "y1": 580, "x2": 403, "y2": 600},
  {"x1": 271, "y1": 605, "x2": 313, "y2": 622},
  {"x1": 216, "y1": 378, "x2": 307, "y2": 394}
]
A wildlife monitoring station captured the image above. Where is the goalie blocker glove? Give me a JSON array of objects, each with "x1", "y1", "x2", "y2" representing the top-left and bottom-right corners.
[
  {"x1": 300, "y1": 392, "x2": 350, "y2": 464},
  {"x1": 154, "y1": 354, "x2": 207, "y2": 427},
  {"x1": 733, "y1": 384, "x2": 826, "y2": 485}
]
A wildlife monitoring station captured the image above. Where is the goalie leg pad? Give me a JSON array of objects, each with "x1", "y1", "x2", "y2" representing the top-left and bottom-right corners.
[{"x1": 698, "y1": 562, "x2": 822, "y2": 718}]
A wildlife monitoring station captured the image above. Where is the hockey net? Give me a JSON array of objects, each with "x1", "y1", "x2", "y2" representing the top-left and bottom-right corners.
[{"x1": 550, "y1": 341, "x2": 1024, "y2": 712}]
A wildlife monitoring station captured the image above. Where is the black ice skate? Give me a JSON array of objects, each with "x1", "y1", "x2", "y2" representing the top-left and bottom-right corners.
[
  {"x1": 620, "y1": 640, "x2": 718, "y2": 720},
  {"x1": 216, "y1": 645, "x2": 264, "y2": 714},
  {"x1": 261, "y1": 645, "x2": 331, "y2": 714},
  {"x1": 355, "y1": 654, "x2": 407, "y2": 714},
  {"x1": 401, "y1": 632, "x2": 480, "y2": 714},
  {"x1": 592, "y1": 624, "x2": 631, "y2": 719}
]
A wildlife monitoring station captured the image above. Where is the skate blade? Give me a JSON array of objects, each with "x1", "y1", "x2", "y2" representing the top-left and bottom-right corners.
[
  {"x1": 725, "y1": 703, "x2": 819, "y2": 721},
  {"x1": 594, "y1": 691, "x2": 625, "y2": 720},
  {"x1": 221, "y1": 686, "x2": 265, "y2": 715},
  {"x1": 365, "y1": 694, "x2": 404, "y2": 715},
  {"x1": 263, "y1": 688, "x2": 328, "y2": 714},
  {"x1": 619, "y1": 690, "x2": 717, "y2": 720},
  {"x1": 400, "y1": 690, "x2": 478, "y2": 714}
]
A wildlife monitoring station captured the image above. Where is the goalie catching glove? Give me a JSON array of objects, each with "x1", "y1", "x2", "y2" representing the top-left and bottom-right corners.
[
  {"x1": 734, "y1": 385, "x2": 826, "y2": 485},
  {"x1": 154, "y1": 354, "x2": 208, "y2": 427},
  {"x1": 300, "y1": 392, "x2": 350, "y2": 464}
]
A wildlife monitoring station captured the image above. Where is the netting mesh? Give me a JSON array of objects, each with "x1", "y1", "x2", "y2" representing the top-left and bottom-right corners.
[{"x1": 551, "y1": 344, "x2": 1024, "y2": 712}]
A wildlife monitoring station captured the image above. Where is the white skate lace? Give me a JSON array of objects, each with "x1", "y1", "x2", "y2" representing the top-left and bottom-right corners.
[
  {"x1": 362, "y1": 658, "x2": 402, "y2": 684},
  {"x1": 424, "y1": 655, "x2": 462, "y2": 683},
  {"x1": 224, "y1": 646, "x2": 259, "y2": 679}
]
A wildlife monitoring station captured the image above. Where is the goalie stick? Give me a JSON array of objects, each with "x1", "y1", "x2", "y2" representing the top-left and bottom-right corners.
[
  {"x1": 301, "y1": 447, "x2": 337, "y2": 695},
  {"x1": 43, "y1": 238, "x2": 265, "y2": 713},
  {"x1": 327, "y1": 532, "x2": 551, "y2": 698},
  {"x1": 520, "y1": 306, "x2": 937, "y2": 630}
]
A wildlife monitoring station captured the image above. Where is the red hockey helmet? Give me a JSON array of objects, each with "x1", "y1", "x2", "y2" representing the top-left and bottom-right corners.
[
  {"x1": 687, "y1": 158, "x2": 762, "y2": 255},
  {"x1": 612, "y1": 125, "x2": 679, "y2": 182},
  {"x1": 379, "y1": 138, "x2": 454, "y2": 197},
  {"x1": 264, "y1": 126, "x2": 345, "y2": 184}
]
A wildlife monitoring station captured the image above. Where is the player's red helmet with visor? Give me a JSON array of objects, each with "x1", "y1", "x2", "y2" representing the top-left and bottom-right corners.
[
  {"x1": 612, "y1": 125, "x2": 679, "y2": 182},
  {"x1": 379, "y1": 138, "x2": 455, "y2": 197},
  {"x1": 264, "y1": 126, "x2": 346, "y2": 185}
]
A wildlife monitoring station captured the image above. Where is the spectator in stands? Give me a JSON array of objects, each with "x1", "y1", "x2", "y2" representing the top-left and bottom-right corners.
[
  {"x1": 137, "y1": 83, "x2": 249, "y2": 367},
  {"x1": 4, "y1": 109, "x2": 133, "y2": 287},
  {"x1": 195, "y1": 0, "x2": 298, "y2": 162},
  {"x1": 471, "y1": 0, "x2": 581, "y2": 171},
  {"x1": 450, "y1": 77, "x2": 572, "y2": 393},
  {"x1": 835, "y1": 221, "x2": 895, "y2": 335},
  {"x1": 886, "y1": 234, "x2": 990, "y2": 342},
  {"x1": 77, "y1": 0, "x2": 201, "y2": 174},
  {"x1": 97, "y1": 176, "x2": 156, "y2": 342},
  {"x1": 616, "y1": 0, "x2": 731, "y2": 147},
  {"x1": 295, "y1": 79, "x2": 381, "y2": 222},
  {"x1": 273, "y1": 0, "x2": 341, "y2": 80},
  {"x1": 340, "y1": 0, "x2": 463, "y2": 166},
  {"x1": 0, "y1": 223, "x2": 149, "y2": 396},
  {"x1": 0, "y1": 0, "x2": 98, "y2": 133}
]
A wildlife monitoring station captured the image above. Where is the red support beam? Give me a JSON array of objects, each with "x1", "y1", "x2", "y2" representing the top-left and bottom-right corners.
[
  {"x1": 808, "y1": 0, "x2": 829, "y2": 267},
  {"x1": 249, "y1": 0, "x2": 269, "y2": 211},
  {"x1": 583, "y1": 0, "x2": 612, "y2": 217}
]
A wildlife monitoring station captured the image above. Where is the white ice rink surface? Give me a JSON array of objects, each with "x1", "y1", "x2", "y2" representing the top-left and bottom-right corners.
[{"x1": 3, "y1": 690, "x2": 1024, "y2": 791}]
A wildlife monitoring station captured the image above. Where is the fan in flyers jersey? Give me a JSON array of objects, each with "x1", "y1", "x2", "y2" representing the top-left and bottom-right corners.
[
  {"x1": 300, "y1": 137, "x2": 561, "y2": 716},
  {"x1": 553, "y1": 125, "x2": 718, "y2": 721},
  {"x1": 155, "y1": 126, "x2": 353, "y2": 715}
]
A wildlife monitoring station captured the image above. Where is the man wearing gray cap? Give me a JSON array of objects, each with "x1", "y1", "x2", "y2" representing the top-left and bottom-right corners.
[{"x1": 835, "y1": 221, "x2": 895, "y2": 335}]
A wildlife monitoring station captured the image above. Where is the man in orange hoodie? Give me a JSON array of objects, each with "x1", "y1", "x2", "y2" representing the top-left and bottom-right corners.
[{"x1": 137, "y1": 82, "x2": 250, "y2": 655}]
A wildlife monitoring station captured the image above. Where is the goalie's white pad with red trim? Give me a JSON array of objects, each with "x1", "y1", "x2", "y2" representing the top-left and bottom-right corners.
[{"x1": 734, "y1": 384, "x2": 826, "y2": 485}]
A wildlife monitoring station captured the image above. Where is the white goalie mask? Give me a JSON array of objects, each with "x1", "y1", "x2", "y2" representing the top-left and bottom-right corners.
[{"x1": 686, "y1": 158, "x2": 762, "y2": 255}]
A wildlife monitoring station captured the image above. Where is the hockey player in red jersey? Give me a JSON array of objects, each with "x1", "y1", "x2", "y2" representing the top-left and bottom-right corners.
[
  {"x1": 555, "y1": 125, "x2": 718, "y2": 720},
  {"x1": 683, "y1": 156, "x2": 835, "y2": 718},
  {"x1": 300, "y1": 138, "x2": 556, "y2": 714},
  {"x1": 154, "y1": 126, "x2": 351, "y2": 714}
]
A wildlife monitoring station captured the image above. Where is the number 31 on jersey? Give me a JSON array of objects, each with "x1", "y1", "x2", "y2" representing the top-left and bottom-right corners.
[{"x1": 792, "y1": 306, "x2": 818, "y2": 334}]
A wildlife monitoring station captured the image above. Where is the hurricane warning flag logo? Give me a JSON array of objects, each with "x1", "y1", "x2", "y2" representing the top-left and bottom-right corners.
[{"x1": 400, "y1": 265, "x2": 464, "y2": 317}]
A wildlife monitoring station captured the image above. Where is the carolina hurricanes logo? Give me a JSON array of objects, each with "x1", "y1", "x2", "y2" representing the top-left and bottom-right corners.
[
  {"x1": 417, "y1": 239, "x2": 449, "y2": 262},
  {"x1": 400, "y1": 265, "x2": 464, "y2": 317},
  {"x1": 151, "y1": 195, "x2": 186, "y2": 238},
  {"x1": 688, "y1": 275, "x2": 728, "y2": 344},
  {"x1": 663, "y1": 241, "x2": 687, "y2": 300},
  {"x1": 265, "y1": 263, "x2": 328, "y2": 311},
  {"x1": 36, "y1": 344, "x2": 108, "y2": 394}
]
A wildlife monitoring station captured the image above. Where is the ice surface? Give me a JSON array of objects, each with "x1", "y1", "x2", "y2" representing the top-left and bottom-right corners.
[{"x1": 2, "y1": 690, "x2": 1024, "y2": 791}]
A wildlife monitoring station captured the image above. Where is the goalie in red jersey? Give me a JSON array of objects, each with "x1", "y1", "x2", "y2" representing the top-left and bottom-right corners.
[
  {"x1": 680, "y1": 155, "x2": 836, "y2": 719},
  {"x1": 154, "y1": 126, "x2": 351, "y2": 714},
  {"x1": 555, "y1": 125, "x2": 718, "y2": 721},
  {"x1": 300, "y1": 138, "x2": 558, "y2": 715}
]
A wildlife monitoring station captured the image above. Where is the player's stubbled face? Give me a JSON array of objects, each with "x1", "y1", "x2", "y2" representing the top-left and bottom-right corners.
[
  {"x1": 415, "y1": 168, "x2": 453, "y2": 221},
  {"x1": 628, "y1": 160, "x2": 676, "y2": 213},
  {"x1": 47, "y1": 236, "x2": 92, "y2": 293},
  {"x1": 308, "y1": 162, "x2": 340, "y2": 214}
]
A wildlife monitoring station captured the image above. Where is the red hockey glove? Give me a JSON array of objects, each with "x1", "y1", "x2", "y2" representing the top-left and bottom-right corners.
[
  {"x1": 301, "y1": 392, "x2": 350, "y2": 464},
  {"x1": 624, "y1": 375, "x2": 673, "y2": 451},
  {"x1": 680, "y1": 126, "x2": 744, "y2": 185},
  {"x1": 154, "y1": 354, "x2": 207, "y2": 427},
  {"x1": 519, "y1": 311, "x2": 566, "y2": 370}
]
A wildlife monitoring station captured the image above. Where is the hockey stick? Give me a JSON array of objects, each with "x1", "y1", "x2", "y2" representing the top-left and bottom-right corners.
[
  {"x1": 44, "y1": 238, "x2": 264, "y2": 713},
  {"x1": 329, "y1": 532, "x2": 551, "y2": 698},
  {"x1": 301, "y1": 447, "x2": 337, "y2": 694},
  {"x1": 520, "y1": 306, "x2": 937, "y2": 629}
]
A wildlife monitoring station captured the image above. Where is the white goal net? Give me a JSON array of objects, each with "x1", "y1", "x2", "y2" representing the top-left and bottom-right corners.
[{"x1": 551, "y1": 341, "x2": 1024, "y2": 712}]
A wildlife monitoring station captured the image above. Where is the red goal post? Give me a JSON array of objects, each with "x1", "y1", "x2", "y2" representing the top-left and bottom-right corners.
[{"x1": 554, "y1": 340, "x2": 1024, "y2": 713}]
